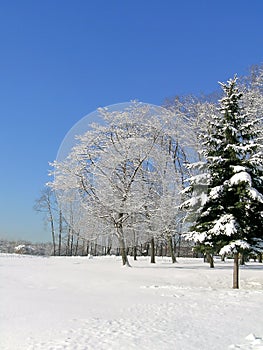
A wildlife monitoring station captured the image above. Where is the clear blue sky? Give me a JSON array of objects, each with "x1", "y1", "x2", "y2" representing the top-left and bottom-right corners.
[{"x1": 1, "y1": 0, "x2": 262, "y2": 242}]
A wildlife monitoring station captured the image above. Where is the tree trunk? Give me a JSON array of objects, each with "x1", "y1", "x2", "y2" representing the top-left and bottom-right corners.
[
  {"x1": 50, "y1": 215, "x2": 56, "y2": 256},
  {"x1": 119, "y1": 236, "x2": 130, "y2": 266},
  {"x1": 258, "y1": 254, "x2": 262, "y2": 263},
  {"x1": 66, "y1": 228, "x2": 71, "y2": 256},
  {"x1": 70, "y1": 234, "x2": 74, "y2": 256},
  {"x1": 81, "y1": 239, "x2": 86, "y2": 256},
  {"x1": 133, "y1": 245, "x2": 137, "y2": 260},
  {"x1": 86, "y1": 241, "x2": 90, "y2": 256},
  {"x1": 168, "y1": 235, "x2": 177, "y2": 263},
  {"x1": 48, "y1": 211, "x2": 56, "y2": 256},
  {"x1": 74, "y1": 233, "x2": 79, "y2": 256},
  {"x1": 116, "y1": 212, "x2": 130, "y2": 266},
  {"x1": 160, "y1": 243, "x2": 163, "y2": 257},
  {"x1": 240, "y1": 253, "x2": 245, "y2": 265},
  {"x1": 177, "y1": 234, "x2": 181, "y2": 257},
  {"x1": 58, "y1": 210, "x2": 62, "y2": 256},
  {"x1": 132, "y1": 229, "x2": 137, "y2": 260},
  {"x1": 145, "y1": 243, "x2": 149, "y2": 256},
  {"x1": 207, "y1": 253, "x2": 214, "y2": 268},
  {"x1": 155, "y1": 242, "x2": 158, "y2": 256},
  {"x1": 45, "y1": 195, "x2": 56, "y2": 256},
  {"x1": 233, "y1": 252, "x2": 239, "y2": 289},
  {"x1": 150, "y1": 237, "x2": 155, "y2": 263},
  {"x1": 116, "y1": 219, "x2": 130, "y2": 266},
  {"x1": 164, "y1": 243, "x2": 168, "y2": 257}
]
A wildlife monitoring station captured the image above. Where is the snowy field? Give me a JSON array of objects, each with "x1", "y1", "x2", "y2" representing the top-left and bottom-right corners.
[{"x1": 1, "y1": 254, "x2": 263, "y2": 350}]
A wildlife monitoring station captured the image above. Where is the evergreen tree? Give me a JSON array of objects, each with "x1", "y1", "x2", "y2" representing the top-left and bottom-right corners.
[{"x1": 183, "y1": 76, "x2": 263, "y2": 288}]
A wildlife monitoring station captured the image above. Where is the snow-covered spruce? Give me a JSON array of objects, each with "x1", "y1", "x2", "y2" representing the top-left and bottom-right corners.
[{"x1": 182, "y1": 76, "x2": 263, "y2": 288}]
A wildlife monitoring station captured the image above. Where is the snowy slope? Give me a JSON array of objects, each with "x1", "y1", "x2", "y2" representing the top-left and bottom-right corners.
[{"x1": 0, "y1": 254, "x2": 263, "y2": 350}]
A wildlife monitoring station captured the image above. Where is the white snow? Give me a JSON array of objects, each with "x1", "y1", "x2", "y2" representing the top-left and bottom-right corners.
[
  {"x1": 228, "y1": 171, "x2": 263, "y2": 203},
  {"x1": 230, "y1": 165, "x2": 247, "y2": 173},
  {"x1": 220, "y1": 240, "x2": 251, "y2": 255},
  {"x1": 248, "y1": 187, "x2": 263, "y2": 203},
  {"x1": 209, "y1": 214, "x2": 237, "y2": 237},
  {"x1": 210, "y1": 185, "x2": 223, "y2": 199},
  {"x1": 1, "y1": 254, "x2": 263, "y2": 350},
  {"x1": 229, "y1": 171, "x2": 252, "y2": 186}
]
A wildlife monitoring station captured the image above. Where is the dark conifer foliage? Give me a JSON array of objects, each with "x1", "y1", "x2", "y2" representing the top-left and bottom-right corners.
[{"x1": 183, "y1": 76, "x2": 263, "y2": 287}]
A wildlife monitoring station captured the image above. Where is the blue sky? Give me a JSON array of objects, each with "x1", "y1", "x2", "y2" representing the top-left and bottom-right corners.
[{"x1": 1, "y1": 0, "x2": 262, "y2": 242}]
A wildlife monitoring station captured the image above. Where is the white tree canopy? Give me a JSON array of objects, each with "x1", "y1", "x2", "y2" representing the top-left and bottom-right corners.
[{"x1": 48, "y1": 101, "x2": 195, "y2": 265}]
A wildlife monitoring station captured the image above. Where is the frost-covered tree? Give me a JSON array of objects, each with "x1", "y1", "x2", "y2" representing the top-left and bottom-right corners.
[
  {"x1": 183, "y1": 76, "x2": 263, "y2": 288},
  {"x1": 49, "y1": 103, "x2": 177, "y2": 266},
  {"x1": 34, "y1": 188, "x2": 57, "y2": 255},
  {"x1": 240, "y1": 65, "x2": 263, "y2": 153},
  {"x1": 164, "y1": 93, "x2": 220, "y2": 162},
  {"x1": 145, "y1": 149, "x2": 184, "y2": 263},
  {"x1": 49, "y1": 102, "x2": 195, "y2": 265},
  {"x1": 34, "y1": 188, "x2": 82, "y2": 256}
]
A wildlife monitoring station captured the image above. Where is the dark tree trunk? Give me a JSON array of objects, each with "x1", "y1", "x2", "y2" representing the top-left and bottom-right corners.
[
  {"x1": 160, "y1": 243, "x2": 163, "y2": 257},
  {"x1": 233, "y1": 252, "x2": 239, "y2": 289},
  {"x1": 49, "y1": 210, "x2": 56, "y2": 256},
  {"x1": 86, "y1": 241, "x2": 90, "y2": 256},
  {"x1": 164, "y1": 243, "x2": 168, "y2": 257},
  {"x1": 70, "y1": 234, "x2": 74, "y2": 256},
  {"x1": 90, "y1": 242, "x2": 93, "y2": 255},
  {"x1": 133, "y1": 245, "x2": 137, "y2": 260},
  {"x1": 74, "y1": 233, "x2": 79, "y2": 256},
  {"x1": 45, "y1": 193, "x2": 56, "y2": 256},
  {"x1": 66, "y1": 228, "x2": 71, "y2": 256},
  {"x1": 150, "y1": 237, "x2": 155, "y2": 263},
  {"x1": 168, "y1": 235, "x2": 177, "y2": 263},
  {"x1": 207, "y1": 253, "x2": 214, "y2": 268},
  {"x1": 145, "y1": 243, "x2": 150, "y2": 256},
  {"x1": 51, "y1": 220, "x2": 56, "y2": 256},
  {"x1": 81, "y1": 239, "x2": 86, "y2": 256},
  {"x1": 177, "y1": 234, "x2": 181, "y2": 257},
  {"x1": 116, "y1": 212, "x2": 130, "y2": 266},
  {"x1": 258, "y1": 254, "x2": 262, "y2": 263},
  {"x1": 155, "y1": 243, "x2": 158, "y2": 256},
  {"x1": 58, "y1": 210, "x2": 62, "y2": 256},
  {"x1": 240, "y1": 253, "x2": 246, "y2": 265}
]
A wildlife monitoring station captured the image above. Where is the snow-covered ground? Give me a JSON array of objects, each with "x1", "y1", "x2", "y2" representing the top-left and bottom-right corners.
[{"x1": 1, "y1": 254, "x2": 263, "y2": 350}]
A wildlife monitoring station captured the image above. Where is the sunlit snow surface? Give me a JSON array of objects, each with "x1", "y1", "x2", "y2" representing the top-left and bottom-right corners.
[{"x1": 1, "y1": 255, "x2": 263, "y2": 350}]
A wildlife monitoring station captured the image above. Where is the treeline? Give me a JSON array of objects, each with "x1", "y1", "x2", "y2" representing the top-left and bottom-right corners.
[
  {"x1": 33, "y1": 189, "x2": 195, "y2": 259},
  {"x1": 0, "y1": 239, "x2": 53, "y2": 256}
]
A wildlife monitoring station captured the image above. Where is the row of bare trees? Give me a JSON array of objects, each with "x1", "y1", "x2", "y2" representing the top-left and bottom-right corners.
[{"x1": 34, "y1": 186, "x2": 194, "y2": 259}]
